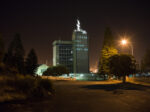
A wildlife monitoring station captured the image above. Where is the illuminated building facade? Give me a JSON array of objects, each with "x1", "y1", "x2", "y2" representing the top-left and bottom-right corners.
[
  {"x1": 53, "y1": 20, "x2": 89, "y2": 73},
  {"x1": 53, "y1": 40, "x2": 73, "y2": 72},
  {"x1": 72, "y1": 20, "x2": 89, "y2": 73}
]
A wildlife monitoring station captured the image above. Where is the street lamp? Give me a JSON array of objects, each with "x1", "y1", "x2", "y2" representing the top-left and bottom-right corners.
[
  {"x1": 120, "y1": 39, "x2": 133, "y2": 56},
  {"x1": 121, "y1": 39, "x2": 127, "y2": 45}
]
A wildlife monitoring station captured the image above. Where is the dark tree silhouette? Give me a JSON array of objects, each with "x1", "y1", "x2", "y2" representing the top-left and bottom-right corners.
[
  {"x1": 98, "y1": 27, "x2": 118, "y2": 79},
  {"x1": 0, "y1": 34, "x2": 5, "y2": 72},
  {"x1": 43, "y1": 65, "x2": 69, "y2": 76},
  {"x1": 25, "y1": 49, "x2": 38, "y2": 75},
  {"x1": 141, "y1": 49, "x2": 150, "y2": 73},
  {"x1": 108, "y1": 54, "x2": 136, "y2": 83},
  {"x1": 0, "y1": 34, "x2": 4, "y2": 63},
  {"x1": 103, "y1": 27, "x2": 115, "y2": 47},
  {"x1": 4, "y1": 34, "x2": 25, "y2": 74}
]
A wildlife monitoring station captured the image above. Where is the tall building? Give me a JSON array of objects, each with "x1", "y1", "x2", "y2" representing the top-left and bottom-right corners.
[
  {"x1": 53, "y1": 20, "x2": 89, "y2": 74},
  {"x1": 53, "y1": 40, "x2": 73, "y2": 73},
  {"x1": 72, "y1": 20, "x2": 89, "y2": 73}
]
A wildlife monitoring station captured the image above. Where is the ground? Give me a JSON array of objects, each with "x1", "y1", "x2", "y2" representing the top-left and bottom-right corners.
[{"x1": 1, "y1": 80, "x2": 150, "y2": 112}]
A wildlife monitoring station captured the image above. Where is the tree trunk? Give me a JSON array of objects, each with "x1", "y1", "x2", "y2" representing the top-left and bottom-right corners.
[
  {"x1": 104, "y1": 75, "x2": 106, "y2": 80},
  {"x1": 104, "y1": 74, "x2": 107, "y2": 80},
  {"x1": 123, "y1": 75, "x2": 126, "y2": 83}
]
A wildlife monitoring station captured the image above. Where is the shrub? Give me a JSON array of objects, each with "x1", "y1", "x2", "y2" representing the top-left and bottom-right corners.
[
  {"x1": 29, "y1": 77, "x2": 53, "y2": 97},
  {"x1": 43, "y1": 65, "x2": 69, "y2": 76},
  {"x1": 0, "y1": 63, "x2": 5, "y2": 73},
  {"x1": 0, "y1": 74, "x2": 53, "y2": 102},
  {"x1": 15, "y1": 75, "x2": 35, "y2": 93},
  {"x1": 38, "y1": 78, "x2": 53, "y2": 92}
]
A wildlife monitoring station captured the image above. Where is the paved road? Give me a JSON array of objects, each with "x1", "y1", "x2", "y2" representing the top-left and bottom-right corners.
[{"x1": 1, "y1": 80, "x2": 150, "y2": 112}]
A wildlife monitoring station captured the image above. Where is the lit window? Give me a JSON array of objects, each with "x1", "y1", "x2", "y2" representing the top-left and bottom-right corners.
[
  {"x1": 84, "y1": 48, "x2": 88, "y2": 51},
  {"x1": 77, "y1": 48, "x2": 82, "y2": 51}
]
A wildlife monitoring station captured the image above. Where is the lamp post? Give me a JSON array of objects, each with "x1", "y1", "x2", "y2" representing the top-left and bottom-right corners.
[{"x1": 121, "y1": 39, "x2": 133, "y2": 56}]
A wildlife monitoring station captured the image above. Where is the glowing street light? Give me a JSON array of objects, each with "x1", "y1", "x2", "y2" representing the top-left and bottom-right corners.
[
  {"x1": 121, "y1": 39, "x2": 127, "y2": 45},
  {"x1": 120, "y1": 39, "x2": 133, "y2": 56}
]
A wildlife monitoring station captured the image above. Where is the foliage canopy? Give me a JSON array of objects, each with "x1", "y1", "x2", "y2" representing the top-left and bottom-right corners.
[
  {"x1": 141, "y1": 49, "x2": 150, "y2": 73},
  {"x1": 108, "y1": 54, "x2": 136, "y2": 83},
  {"x1": 98, "y1": 27, "x2": 118, "y2": 78},
  {"x1": 25, "y1": 49, "x2": 38, "y2": 75},
  {"x1": 43, "y1": 65, "x2": 69, "y2": 76},
  {"x1": 0, "y1": 35, "x2": 4, "y2": 63},
  {"x1": 3, "y1": 34, "x2": 25, "y2": 74}
]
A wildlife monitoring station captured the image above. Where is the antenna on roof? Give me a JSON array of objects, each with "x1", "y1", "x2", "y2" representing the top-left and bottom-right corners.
[{"x1": 77, "y1": 19, "x2": 81, "y2": 31}]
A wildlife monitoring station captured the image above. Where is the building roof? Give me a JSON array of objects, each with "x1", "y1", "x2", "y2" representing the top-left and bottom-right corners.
[{"x1": 53, "y1": 40, "x2": 73, "y2": 46}]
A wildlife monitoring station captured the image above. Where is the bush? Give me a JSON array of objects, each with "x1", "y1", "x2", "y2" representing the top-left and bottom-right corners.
[
  {"x1": 38, "y1": 78, "x2": 53, "y2": 92},
  {"x1": 0, "y1": 63, "x2": 5, "y2": 73},
  {"x1": 30, "y1": 77, "x2": 53, "y2": 97},
  {"x1": 0, "y1": 74, "x2": 53, "y2": 102},
  {"x1": 43, "y1": 65, "x2": 69, "y2": 76}
]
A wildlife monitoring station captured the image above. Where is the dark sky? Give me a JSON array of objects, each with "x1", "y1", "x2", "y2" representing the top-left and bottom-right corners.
[{"x1": 0, "y1": 0, "x2": 150, "y2": 70}]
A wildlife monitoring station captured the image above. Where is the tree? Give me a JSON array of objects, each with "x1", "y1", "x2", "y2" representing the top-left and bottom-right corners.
[
  {"x1": 141, "y1": 49, "x2": 150, "y2": 73},
  {"x1": 108, "y1": 54, "x2": 136, "y2": 83},
  {"x1": 25, "y1": 49, "x2": 38, "y2": 75},
  {"x1": 98, "y1": 27, "x2": 118, "y2": 79},
  {"x1": 43, "y1": 65, "x2": 69, "y2": 76},
  {"x1": 43, "y1": 67, "x2": 54, "y2": 76},
  {"x1": 0, "y1": 34, "x2": 4, "y2": 63},
  {"x1": 0, "y1": 34, "x2": 5, "y2": 72},
  {"x1": 53, "y1": 65, "x2": 69, "y2": 76},
  {"x1": 99, "y1": 46, "x2": 118, "y2": 77},
  {"x1": 4, "y1": 34, "x2": 25, "y2": 74},
  {"x1": 103, "y1": 27, "x2": 115, "y2": 47}
]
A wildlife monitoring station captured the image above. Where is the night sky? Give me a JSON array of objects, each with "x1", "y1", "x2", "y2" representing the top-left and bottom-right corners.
[{"x1": 0, "y1": 0, "x2": 150, "y2": 70}]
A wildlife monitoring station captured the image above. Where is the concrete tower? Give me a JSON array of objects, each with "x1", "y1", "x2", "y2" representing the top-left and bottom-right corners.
[{"x1": 72, "y1": 20, "x2": 89, "y2": 73}]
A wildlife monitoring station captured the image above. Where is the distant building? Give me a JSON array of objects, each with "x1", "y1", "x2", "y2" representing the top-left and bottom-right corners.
[
  {"x1": 72, "y1": 20, "x2": 89, "y2": 73},
  {"x1": 53, "y1": 20, "x2": 89, "y2": 73},
  {"x1": 53, "y1": 40, "x2": 73, "y2": 73}
]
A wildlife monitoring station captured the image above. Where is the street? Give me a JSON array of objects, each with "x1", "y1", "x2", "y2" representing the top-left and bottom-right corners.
[{"x1": 1, "y1": 80, "x2": 150, "y2": 112}]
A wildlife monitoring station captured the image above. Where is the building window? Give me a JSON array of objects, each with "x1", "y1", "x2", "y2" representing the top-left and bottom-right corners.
[{"x1": 84, "y1": 48, "x2": 88, "y2": 51}]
